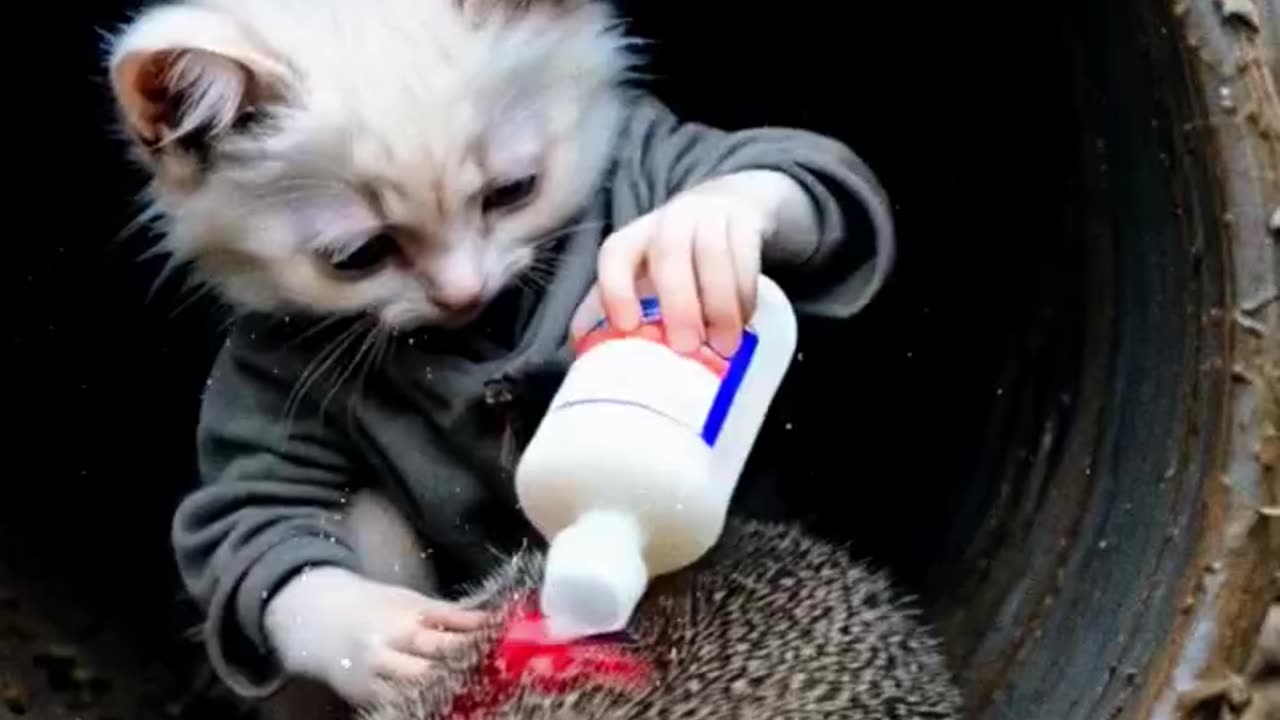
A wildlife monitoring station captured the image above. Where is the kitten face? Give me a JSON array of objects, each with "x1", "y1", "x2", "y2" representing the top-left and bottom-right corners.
[{"x1": 110, "y1": 0, "x2": 630, "y2": 329}]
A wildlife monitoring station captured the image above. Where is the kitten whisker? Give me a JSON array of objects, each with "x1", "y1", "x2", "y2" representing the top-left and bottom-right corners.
[
  {"x1": 279, "y1": 318, "x2": 369, "y2": 442},
  {"x1": 113, "y1": 197, "x2": 166, "y2": 247},
  {"x1": 213, "y1": 302, "x2": 240, "y2": 335},
  {"x1": 166, "y1": 275, "x2": 221, "y2": 321},
  {"x1": 527, "y1": 251, "x2": 561, "y2": 273},
  {"x1": 528, "y1": 219, "x2": 606, "y2": 248},
  {"x1": 349, "y1": 325, "x2": 394, "y2": 422},
  {"x1": 319, "y1": 318, "x2": 380, "y2": 418},
  {"x1": 143, "y1": 253, "x2": 193, "y2": 306},
  {"x1": 282, "y1": 314, "x2": 354, "y2": 349},
  {"x1": 514, "y1": 274, "x2": 539, "y2": 294},
  {"x1": 521, "y1": 265, "x2": 555, "y2": 290}
]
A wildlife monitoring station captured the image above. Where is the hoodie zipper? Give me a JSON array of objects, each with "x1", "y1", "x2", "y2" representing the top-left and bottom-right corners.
[{"x1": 485, "y1": 376, "x2": 520, "y2": 479}]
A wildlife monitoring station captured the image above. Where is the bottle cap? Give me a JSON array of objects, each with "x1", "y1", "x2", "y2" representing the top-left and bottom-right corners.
[{"x1": 540, "y1": 509, "x2": 648, "y2": 641}]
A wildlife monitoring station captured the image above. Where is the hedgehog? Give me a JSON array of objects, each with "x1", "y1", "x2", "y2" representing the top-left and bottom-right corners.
[{"x1": 361, "y1": 520, "x2": 964, "y2": 720}]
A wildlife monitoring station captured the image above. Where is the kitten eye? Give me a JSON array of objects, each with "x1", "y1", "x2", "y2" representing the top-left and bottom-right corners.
[
  {"x1": 323, "y1": 232, "x2": 400, "y2": 277},
  {"x1": 231, "y1": 108, "x2": 262, "y2": 132},
  {"x1": 481, "y1": 174, "x2": 539, "y2": 214}
]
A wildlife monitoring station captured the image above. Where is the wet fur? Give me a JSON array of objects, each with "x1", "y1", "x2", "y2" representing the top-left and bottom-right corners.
[{"x1": 364, "y1": 521, "x2": 963, "y2": 719}]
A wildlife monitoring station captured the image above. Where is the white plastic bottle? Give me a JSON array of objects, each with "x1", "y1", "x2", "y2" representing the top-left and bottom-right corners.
[{"x1": 514, "y1": 276, "x2": 798, "y2": 640}]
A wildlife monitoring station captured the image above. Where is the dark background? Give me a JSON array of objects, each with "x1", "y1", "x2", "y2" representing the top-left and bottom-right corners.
[{"x1": 6, "y1": 0, "x2": 1079, "y2": 714}]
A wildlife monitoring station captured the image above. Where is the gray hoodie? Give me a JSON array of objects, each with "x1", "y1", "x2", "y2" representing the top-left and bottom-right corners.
[{"x1": 173, "y1": 93, "x2": 894, "y2": 697}]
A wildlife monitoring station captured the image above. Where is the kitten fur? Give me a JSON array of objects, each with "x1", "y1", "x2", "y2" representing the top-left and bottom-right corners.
[
  {"x1": 363, "y1": 520, "x2": 964, "y2": 720},
  {"x1": 108, "y1": 0, "x2": 632, "y2": 328}
]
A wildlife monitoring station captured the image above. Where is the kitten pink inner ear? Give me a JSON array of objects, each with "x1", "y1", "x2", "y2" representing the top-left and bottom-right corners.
[
  {"x1": 113, "y1": 49, "x2": 254, "y2": 147},
  {"x1": 109, "y1": 7, "x2": 287, "y2": 148}
]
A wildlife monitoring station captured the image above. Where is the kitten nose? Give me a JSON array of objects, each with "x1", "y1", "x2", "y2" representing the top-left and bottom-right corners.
[{"x1": 432, "y1": 285, "x2": 485, "y2": 314}]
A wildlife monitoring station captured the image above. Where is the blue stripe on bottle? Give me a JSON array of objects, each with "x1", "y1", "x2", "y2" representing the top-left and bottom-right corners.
[
  {"x1": 639, "y1": 297, "x2": 661, "y2": 321},
  {"x1": 700, "y1": 330, "x2": 758, "y2": 446}
]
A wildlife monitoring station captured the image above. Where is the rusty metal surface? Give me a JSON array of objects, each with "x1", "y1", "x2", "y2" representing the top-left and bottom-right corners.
[
  {"x1": 1176, "y1": 605, "x2": 1280, "y2": 719},
  {"x1": 938, "y1": 0, "x2": 1278, "y2": 717},
  {"x1": 1151, "y1": 0, "x2": 1280, "y2": 715}
]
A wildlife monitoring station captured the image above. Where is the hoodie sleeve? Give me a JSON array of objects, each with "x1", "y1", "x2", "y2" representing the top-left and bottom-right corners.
[
  {"x1": 172, "y1": 318, "x2": 364, "y2": 698},
  {"x1": 609, "y1": 93, "x2": 895, "y2": 318}
]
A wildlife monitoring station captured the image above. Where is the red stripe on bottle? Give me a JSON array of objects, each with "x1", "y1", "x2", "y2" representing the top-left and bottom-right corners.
[{"x1": 574, "y1": 321, "x2": 730, "y2": 378}]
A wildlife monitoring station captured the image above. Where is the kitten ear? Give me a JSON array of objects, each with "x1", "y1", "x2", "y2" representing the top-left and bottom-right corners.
[{"x1": 108, "y1": 5, "x2": 289, "y2": 150}]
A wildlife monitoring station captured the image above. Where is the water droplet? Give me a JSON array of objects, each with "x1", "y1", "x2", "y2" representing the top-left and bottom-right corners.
[
  {"x1": 1217, "y1": 85, "x2": 1235, "y2": 110},
  {"x1": 340, "y1": 658, "x2": 352, "y2": 670}
]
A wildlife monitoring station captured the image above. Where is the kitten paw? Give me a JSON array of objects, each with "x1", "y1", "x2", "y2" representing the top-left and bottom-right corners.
[{"x1": 263, "y1": 568, "x2": 490, "y2": 707}]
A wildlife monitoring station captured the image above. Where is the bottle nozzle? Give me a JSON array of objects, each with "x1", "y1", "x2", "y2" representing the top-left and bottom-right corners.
[{"x1": 539, "y1": 510, "x2": 648, "y2": 641}]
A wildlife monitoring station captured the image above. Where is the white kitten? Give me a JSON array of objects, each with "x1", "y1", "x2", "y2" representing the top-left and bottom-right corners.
[
  {"x1": 107, "y1": 0, "x2": 634, "y2": 708},
  {"x1": 109, "y1": 0, "x2": 632, "y2": 329}
]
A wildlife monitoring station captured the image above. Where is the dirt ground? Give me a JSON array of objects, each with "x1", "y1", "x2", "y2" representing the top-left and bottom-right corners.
[{"x1": 0, "y1": 551, "x2": 243, "y2": 720}]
